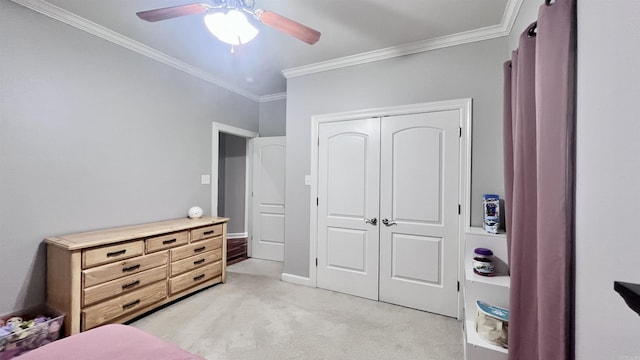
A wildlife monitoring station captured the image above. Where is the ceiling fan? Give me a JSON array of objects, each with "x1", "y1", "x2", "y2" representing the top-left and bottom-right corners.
[{"x1": 136, "y1": 0, "x2": 321, "y2": 45}]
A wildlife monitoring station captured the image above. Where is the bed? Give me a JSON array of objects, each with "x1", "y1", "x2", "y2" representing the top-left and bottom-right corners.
[{"x1": 17, "y1": 324, "x2": 205, "y2": 360}]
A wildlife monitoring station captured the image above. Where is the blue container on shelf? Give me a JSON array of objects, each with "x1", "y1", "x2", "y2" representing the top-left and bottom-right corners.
[{"x1": 482, "y1": 194, "x2": 500, "y2": 234}]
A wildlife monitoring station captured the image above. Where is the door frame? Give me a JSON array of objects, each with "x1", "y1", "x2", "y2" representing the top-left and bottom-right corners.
[
  {"x1": 211, "y1": 122, "x2": 258, "y2": 254},
  {"x1": 309, "y1": 99, "x2": 472, "y2": 317}
]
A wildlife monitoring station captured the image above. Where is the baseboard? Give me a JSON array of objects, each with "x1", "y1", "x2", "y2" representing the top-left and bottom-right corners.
[
  {"x1": 281, "y1": 272, "x2": 313, "y2": 287},
  {"x1": 227, "y1": 232, "x2": 248, "y2": 239}
]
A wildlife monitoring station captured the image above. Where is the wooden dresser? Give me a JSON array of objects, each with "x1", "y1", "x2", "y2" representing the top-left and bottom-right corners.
[{"x1": 45, "y1": 216, "x2": 228, "y2": 336}]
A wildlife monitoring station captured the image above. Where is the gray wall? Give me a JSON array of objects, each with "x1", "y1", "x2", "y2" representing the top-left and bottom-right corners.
[
  {"x1": 284, "y1": 38, "x2": 507, "y2": 277},
  {"x1": 0, "y1": 1, "x2": 258, "y2": 314},
  {"x1": 575, "y1": 1, "x2": 640, "y2": 358},
  {"x1": 218, "y1": 133, "x2": 247, "y2": 234},
  {"x1": 259, "y1": 99, "x2": 286, "y2": 136}
]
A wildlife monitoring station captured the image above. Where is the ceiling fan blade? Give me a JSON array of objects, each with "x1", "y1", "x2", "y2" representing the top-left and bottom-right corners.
[
  {"x1": 136, "y1": 3, "x2": 212, "y2": 22},
  {"x1": 255, "y1": 10, "x2": 321, "y2": 45}
]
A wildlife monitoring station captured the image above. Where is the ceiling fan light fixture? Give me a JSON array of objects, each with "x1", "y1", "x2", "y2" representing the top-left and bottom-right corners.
[{"x1": 204, "y1": 9, "x2": 259, "y2": 45}]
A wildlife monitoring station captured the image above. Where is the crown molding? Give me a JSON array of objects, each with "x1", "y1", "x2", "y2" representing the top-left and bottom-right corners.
[
  {"x1": 501, "y1": 0, "x2": 524, "y2": 35},
  {"x1": 283, "y1": 0, "x2": 523, "y2": 79},
  {"x1": 259, "y1": 92, "x2": 286, "y2": 103},
  {"x1": 10, "y1": 0, "x2": 261, "y2": 102}
]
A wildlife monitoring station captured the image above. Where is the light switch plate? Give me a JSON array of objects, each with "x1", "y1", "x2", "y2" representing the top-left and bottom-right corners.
[
  {"x1": 201, "y1": 175, "x2": 211, "y2": 185},
  {"x1": 304, "y1": 175, "x2": 311, "y2": 186}
]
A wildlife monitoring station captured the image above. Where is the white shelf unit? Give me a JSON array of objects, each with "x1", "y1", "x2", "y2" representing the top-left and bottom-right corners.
[{"x1": 463, "y1": 228, "x2": 510, "y2": 360}]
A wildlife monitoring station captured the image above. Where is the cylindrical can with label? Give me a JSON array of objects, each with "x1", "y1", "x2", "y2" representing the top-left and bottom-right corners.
[{"x1": 473, "y1": 247, "x2": 495, "y2": 276}]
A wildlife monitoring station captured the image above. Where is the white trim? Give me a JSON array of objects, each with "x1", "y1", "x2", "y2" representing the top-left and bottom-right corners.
[
  {"x1": 259, "y1": 93, "x2": 286, "y2": 103},
  {"x1": 283, "y1": 0, "x2": 523, "y2": 78},
  {"x1": 10, "y1": 0, "x2": 260, "y2": 102},
  {"x1": 246, "y1": 139, "x2": 254, "y2": 257},
  {"x1": 459, "y1": 99, "x2": 473, "y2": 235},
  {"x1": 458, "y1": 98, "x2": 473, "y2": 320},
  {"x1": 309, "y1": 99, "x2": 472, "y2": 310},
  {"x1": 284, "y1": 26, "x2": 504, "y2": 78},
  {"x1": 227, "y1": 232, "x2": 249, "y2": 239},
  {"x1": 211, "y1": 123, "x2": 258, "y2": 240},
  {"x1": 501, "y1": 0, "x2": 525, "y2": 36},
  {"x1": 281, "y1": 273, "x2": 313, "y2": 287}
]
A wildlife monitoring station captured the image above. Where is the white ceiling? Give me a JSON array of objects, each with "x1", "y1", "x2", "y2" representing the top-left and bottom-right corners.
[{"x1": 13, "y1": 0, "x2": 518, "y2": 100}]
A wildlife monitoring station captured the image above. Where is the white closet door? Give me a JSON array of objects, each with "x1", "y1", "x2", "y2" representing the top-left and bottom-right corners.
[
  {"x1": 316, "y1": 118, "x2": 380, "y2": 300},
  {"x1": 251, "y1": 137, "x2": 286, "y2": 261},
  {"x1": 378, "y1": 111, "x2": 460, "y2": 317}
]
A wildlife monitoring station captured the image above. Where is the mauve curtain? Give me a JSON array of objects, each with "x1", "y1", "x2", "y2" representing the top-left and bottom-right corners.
[{"x1": 503, "y1": 0, "x2": 576, "y2": 359}]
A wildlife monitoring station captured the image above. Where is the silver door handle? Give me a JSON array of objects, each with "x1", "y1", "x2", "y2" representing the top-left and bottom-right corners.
[
  {"x1": 382, "y1": 218, "x2": 397, "y2": 226},
  {"x1": 364, "y1": 217, "x2": 377, "y2": 226}
]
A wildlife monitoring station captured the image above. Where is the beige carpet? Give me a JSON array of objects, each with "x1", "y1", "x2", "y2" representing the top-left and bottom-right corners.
[{"x1": 131, "y1": 258, "x2": 464, "y2": 360}]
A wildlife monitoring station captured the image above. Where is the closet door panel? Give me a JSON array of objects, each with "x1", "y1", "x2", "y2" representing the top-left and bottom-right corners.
[
  {"x1": 316, "y1": 118, "x2": 380, "y2": 301},
  {"x1": 379, "y1": 110, "x2": 460, "y2": 317}
]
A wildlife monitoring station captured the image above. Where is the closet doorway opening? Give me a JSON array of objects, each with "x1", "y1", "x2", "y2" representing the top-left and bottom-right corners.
[{"x1": 212, "y1": 123, "x2": 257, "y2": 265}]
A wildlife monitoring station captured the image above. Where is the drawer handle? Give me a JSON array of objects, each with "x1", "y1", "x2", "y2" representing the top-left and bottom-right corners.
[
  {"x1": 193, "y1": 274, "x2": 205, "y2": 281},
  {"x1": 203, "y1": 230, "x2": 215, "y2": 236},
  {"x1": 122, "y1": 280, "x2": 140, "y2": 290},
  {"x1": 122, "y1": 299, "x2": 140, "y2": 310},
  {"x1": 193, "y1": 259, "x2": 205, "y2": 265},
  {"x1": 122, "y1": 264, "x2": 141, "y2": 272},
  {"x1": 194, "y1": 246, "x2": 206, "y2": 253},
  {"x1": 162, "y1": 238, "x2": 177, "y2": 245},
  {"x1": 107, "y1": 249, "x2": 126, "y2": 258}
]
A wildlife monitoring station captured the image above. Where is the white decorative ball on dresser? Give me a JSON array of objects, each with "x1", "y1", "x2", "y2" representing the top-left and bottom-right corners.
[{"x1": 188, "y1": 206, "x2": 203, "y2": 219}]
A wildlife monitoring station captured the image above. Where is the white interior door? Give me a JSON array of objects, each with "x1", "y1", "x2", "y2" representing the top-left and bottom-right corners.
[
  {"x1": 378, "y1": 111, "x2": 460, "y2": 317},
  {"x1": 251, "y1": 137, "x2": 286, "y2": 261},
  {"x1": 314, "y1": 108, "x2": 461, "y2": 317},
  {"x1": 316, "y1": 118, "x2": 380, "y2": 300}
]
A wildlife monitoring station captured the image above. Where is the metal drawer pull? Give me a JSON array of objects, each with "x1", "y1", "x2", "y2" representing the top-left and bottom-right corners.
[
  {"x1": 203, "y1": 230, "x2": 215, "y2": 236},
  {"x1": 122, "y1": 264, "x2": 141, "y2": 273},
  {"x1": 193, "y1": 259, "x2": 205, "y2": 265},
  {"x1": 122, "y1": 280, "x2": 140, "y2": 290},
  {"x1": 122, "y1": 299, "x2": 140, "y2": 310},
  {"x1": 382, "y1": 219, "x2": 397, "y2": 226},
  {"x1": 107, "y1": 249, "x2": 126, "y2": 258},
  {"x1": 193, "y1": 274, "x2": 205, "y2": 281},
  {"x1": 364, "y1": 218, "x2": 377, "y2": 226},
  {"x1": 162, "y1": 238, "x2": 177, "y2": 245},
  {"x1": 194, "y1": 246, "x2": 206, "y2": 253}
]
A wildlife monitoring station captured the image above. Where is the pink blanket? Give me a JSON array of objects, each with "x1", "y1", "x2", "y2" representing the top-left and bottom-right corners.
[{"x1": 18, "y1": 324, "x2": 204, "y2": 360}]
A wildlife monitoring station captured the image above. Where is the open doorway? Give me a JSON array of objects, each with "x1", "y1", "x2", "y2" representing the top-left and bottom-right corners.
[{"x1": 211, "y1": 123, "x2": 258, "y2": 265}]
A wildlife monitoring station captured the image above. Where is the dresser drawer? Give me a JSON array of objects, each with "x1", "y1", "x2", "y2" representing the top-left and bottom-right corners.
[
  {"x1": 170, "y1": 248, "x2": 222, "y2": 277},
  {"x1": 170, "y1": 238, "x2": 221, "y2": 262},
  {"x1": 82, "y1": 281, "x2": 167, "y2": 330},
  {"x1": 83, "y1": 251, "x2": 168, "y2": 288},
  {"x1": 83, "y1": 240, "x2": 144, "y2": 269},
  {"x1": 83, "y1": 266, "x2": 167, "y2": 307},
  {"x1": 146, "y1": 231, "x2": 188, "y2": 253},
  {"x1": 191, "y1": 224, "x2": 223, "y2": 242},
  {"x1": 169, "y1": 261, "x2": 222, "y2": 295}
]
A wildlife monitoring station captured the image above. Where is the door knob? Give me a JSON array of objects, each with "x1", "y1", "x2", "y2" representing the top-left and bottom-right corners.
[
  {"x1": 364, "y1": 218, "x2": 377, "y2": 226},
  {"x1": 382, "y1": 218, "x2": 397, "y2": 226}
]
